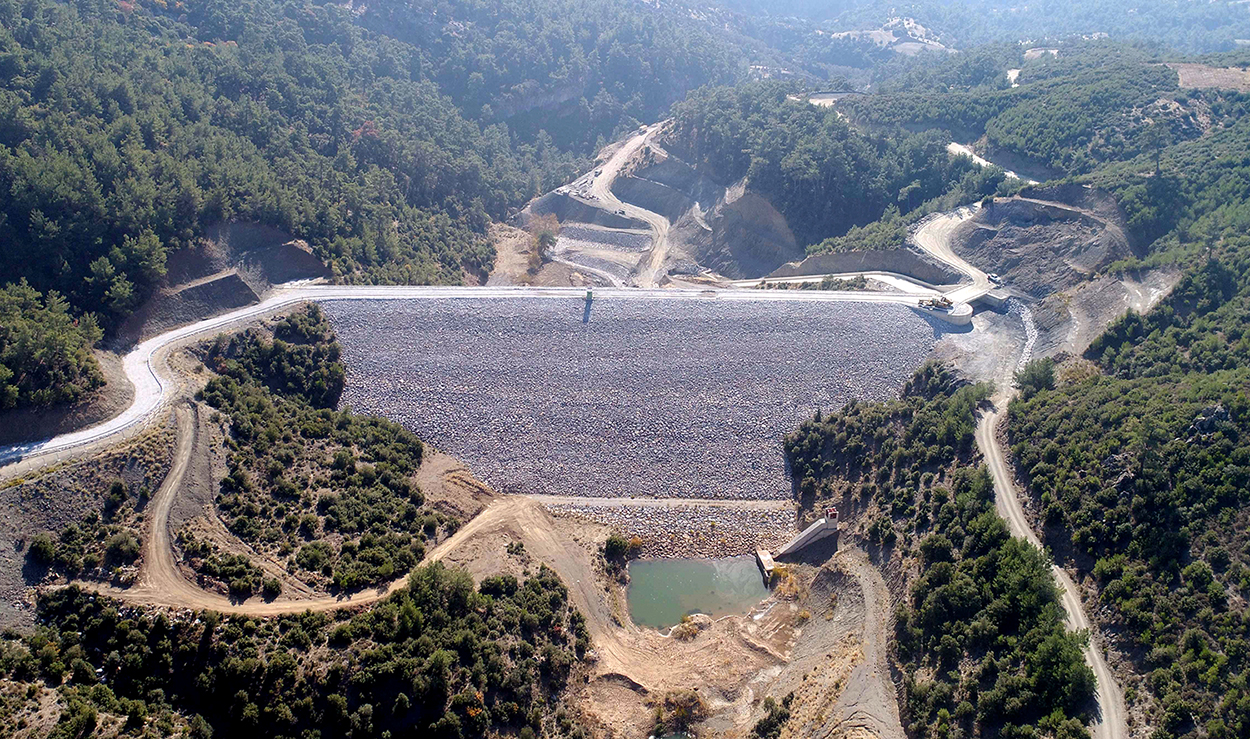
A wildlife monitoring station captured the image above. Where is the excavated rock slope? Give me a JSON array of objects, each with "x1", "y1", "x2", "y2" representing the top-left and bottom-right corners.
[
  {"x1": 951, "y1": 190, "x2": 1135, "y2": 299},
  {"x1": 618, "y1": 152, "x2": 807, "y2": 279}
]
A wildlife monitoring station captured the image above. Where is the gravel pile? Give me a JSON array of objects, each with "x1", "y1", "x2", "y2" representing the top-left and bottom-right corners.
[
  {"x1": 547, "y1": 502, "x2": 794, "y2": 559},
  {"x1": 325, "y1": 298, "x2": 936, "y2": 500}
]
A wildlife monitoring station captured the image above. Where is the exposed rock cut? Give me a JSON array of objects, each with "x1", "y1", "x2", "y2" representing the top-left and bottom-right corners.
[{"x1": 951, "y1": 190, "x2": 1135, "y2": 299}]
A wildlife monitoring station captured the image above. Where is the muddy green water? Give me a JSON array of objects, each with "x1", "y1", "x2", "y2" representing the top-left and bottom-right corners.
[{"x1": 626, "y1": 555, "x2": 770, "y2": 630}]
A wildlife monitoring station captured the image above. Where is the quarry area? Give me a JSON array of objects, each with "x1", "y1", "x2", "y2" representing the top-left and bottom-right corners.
[{"x1": 0, "y1": 115, "x2": 1181, "y2": 738}]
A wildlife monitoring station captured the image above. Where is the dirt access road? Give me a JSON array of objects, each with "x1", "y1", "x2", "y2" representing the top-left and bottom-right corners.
[
  {"x1": 977, "y1": 406, "x2": 1126, "y2": 739},
  {"x1": 96, "y1": 438, "x2": 783, "y2": 700},
  {"x1": 912, "y1": 205, "x2": 994, "y2": 305},
  {"x1": 106, "y1": 431, "x2": 590, "y2": 618},
  {"x1": 947, "y1": 142, "x2": 1039, "y2": 184},
  {"x1": 918, "y1": 205, "x2": 1127, "y2": 739},
  {"x1": 588, "y1": 126, "x2": 673, "y2": 287}
]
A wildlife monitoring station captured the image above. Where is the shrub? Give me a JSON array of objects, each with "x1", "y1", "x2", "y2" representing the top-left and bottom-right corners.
[
  {"x1": 1014, "y1": 358, "x2": 1056, "y2": 400},
  {"x1": 28, "y1": 533, "x2": 56, "y2": 564},
  {"x1": 603, "y1": 533, "x2": 629, "y2": 561},
  {"x1": 104, "y1": 533, "x2": 140, "y2": 564}
]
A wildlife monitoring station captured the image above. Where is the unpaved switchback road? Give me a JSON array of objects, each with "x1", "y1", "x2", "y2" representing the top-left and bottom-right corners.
[
  {"x1": 917, "y1": 206, "x2": 1126, "y2": 739},
  {"x1": 98, "y1": 493, "x2": 564, "y2": 617},
  {"x1": 589, "y1": 128, "x2": 672, "y2": 287},
  {"x1": 91, "y1": 484, "x2": 740, "y2": 691},
  {"x1": 977, "y1": 404, "x2": 1127, "y2": 739},
  {"x1": 912, "y1": 206, "x2": 992, "y2": 305}
]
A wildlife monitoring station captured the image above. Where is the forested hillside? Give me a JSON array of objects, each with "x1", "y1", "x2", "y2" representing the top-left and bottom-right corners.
[
  {"x1": 0, "y1": 567, "x2": 586, "y2": 738},
  {"x1": 1001, "y1": 155, "x2": 1250, "y2": 733},
  {"x1": 985, "y1": 48, "x2": 1250, "y2": 737},
  {"x1": 0, "y1": 0, "x2": 753, "y2": 411},
  {"x1": 197, "y1": 306, "x2": 459, "y2": 595},
  {"x1": 358, "y1": 0, "x2": 744, "y2": 151},
  {"x1": 785, "y1": 364, "x2": 1095, "y2": 739},
  {"x1": 717, "y1": 0, "x2": 1250, "y2": 54},
  {"x1": 665, "y1": 82, "x2": 1006, "y2": 247},
  {"x1": 0, "y1": 282, "x2": 103, "y2": 409},
  {"x1": 841, "y1": 42, "x2": 1185, "y2": 176}
]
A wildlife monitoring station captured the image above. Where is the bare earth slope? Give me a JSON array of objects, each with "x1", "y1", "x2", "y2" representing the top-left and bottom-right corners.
[{"x1": 952, "y1": 193, "x2": 1135, "y2": 299}]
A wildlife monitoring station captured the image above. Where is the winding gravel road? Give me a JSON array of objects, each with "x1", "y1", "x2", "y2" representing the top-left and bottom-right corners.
[
  {"x1": 977, "y1": 406, "x2": 1126, "y2": 739},
  {"x1": 589, "y1": 127, "x2": 673, "y2": 287},
  {"x1": 920, "y1": 207, "x2": 1126, "y2": 739}
]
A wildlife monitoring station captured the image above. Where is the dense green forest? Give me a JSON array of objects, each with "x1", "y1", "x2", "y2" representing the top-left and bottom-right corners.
[
  {"x1": 840, "y1": 42, "x2": 1187, "y2": 176},
  {"x1": 0, "y1": 565, "x2": 587, "y2": 738},
  {"x1": 0, "y1": 281, "x2": 103, "y2": 409},
  {"x1": 1004, "y1": 253, "x2": 1250, "y2": 734},
  {"x1": 1008, "y1": 363, "x2": 1250, "y2": 735},
  {"x1": 785, "y1": 364, "x2": 1095, "y2": 739},
  {"x1": 0, "y1": 0, "x2": 753, "y2": 325},
  {"x1": 968, "y1": 41, "x2": 1250, "y2": 735},
  {"x1": 665, "y1": 82, "x2": 1006, "y2": 247},
  {"x1": 357, "y1": 0, "x2": 744, "y2": 151},
  {"x1": 0, "y1": 0, "x2": 541, "y2": 316},
  {"x1": 0, "y1": 0, "x2": 757, "y2": 410},
  {"x1": 195, "y1": 306, "x2": 464, "y2": 594}
]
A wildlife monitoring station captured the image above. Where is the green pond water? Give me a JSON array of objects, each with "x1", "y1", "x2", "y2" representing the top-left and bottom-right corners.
[{"x1": 626, "y1": 555, "x2": 770, "y2": 630}]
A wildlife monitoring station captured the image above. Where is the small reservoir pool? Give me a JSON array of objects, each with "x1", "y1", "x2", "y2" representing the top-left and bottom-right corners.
[{"x1": 626, "y1": 555, "x2": 770, "y2": 630}]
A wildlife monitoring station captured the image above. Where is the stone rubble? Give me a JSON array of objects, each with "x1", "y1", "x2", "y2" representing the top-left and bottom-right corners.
[
  {"x1": 547, "y1": 502, "x2": 795, "y2": 559},
  {"x1": 326, "y1": 298, "x2": 937, "y2": 503}
]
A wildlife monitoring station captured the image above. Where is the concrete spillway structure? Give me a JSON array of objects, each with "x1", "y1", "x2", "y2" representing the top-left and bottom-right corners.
[
  {"x1": 777, "y1": 507, "x2": 840, "y2": 557},
  {"x1": 756, "y1": 507, "x2": 840, "y2": 582}
]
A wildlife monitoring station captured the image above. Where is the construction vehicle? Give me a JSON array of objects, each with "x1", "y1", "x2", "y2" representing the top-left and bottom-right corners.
[{"x1": 919, "y1": 296, "x2": 953, "y2": 310}]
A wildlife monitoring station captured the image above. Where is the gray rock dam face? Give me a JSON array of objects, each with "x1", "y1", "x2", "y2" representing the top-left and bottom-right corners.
[{"x1": 324, "y1": 298, "x2": 939, "y2": 500}]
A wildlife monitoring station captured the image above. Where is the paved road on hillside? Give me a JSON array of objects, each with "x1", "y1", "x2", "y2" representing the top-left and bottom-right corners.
[{"x1": 0, "y1": 284, "x2": 935, "y2": 469}]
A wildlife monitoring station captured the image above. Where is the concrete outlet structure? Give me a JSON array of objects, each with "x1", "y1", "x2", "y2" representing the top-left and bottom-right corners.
[{"x1": 756, "y1": 507, "x2": 840, "y2": 582}]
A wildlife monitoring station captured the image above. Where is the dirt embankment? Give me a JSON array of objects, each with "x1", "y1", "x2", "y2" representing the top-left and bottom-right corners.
[
  {"x1": 1031, "y1": 268, "x2": 1181, "y2": 357},
  {"x1": 951, "y1": 190, "x2": 1136, "y2": 299},
  {"x1": 0, "y1": 420, "x2": 177, "y2": 629},
  {"x1": 745, "y1": 549, "x2": 905, "y2": 739},
  {"x1": 518, "y1": 191, "x2": 647, "y2": 231},
  {"x1": 116, "y1": 223, "x2": 331, "y2": 346}
]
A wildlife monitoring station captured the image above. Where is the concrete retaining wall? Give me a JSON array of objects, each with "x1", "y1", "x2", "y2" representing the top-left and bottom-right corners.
[
  {"x1": 913, "y1": 302, "x2": 973, "y2": 326},
  {"x1": 778, "y1": 515, "x2": 839, "y2": 557}
]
